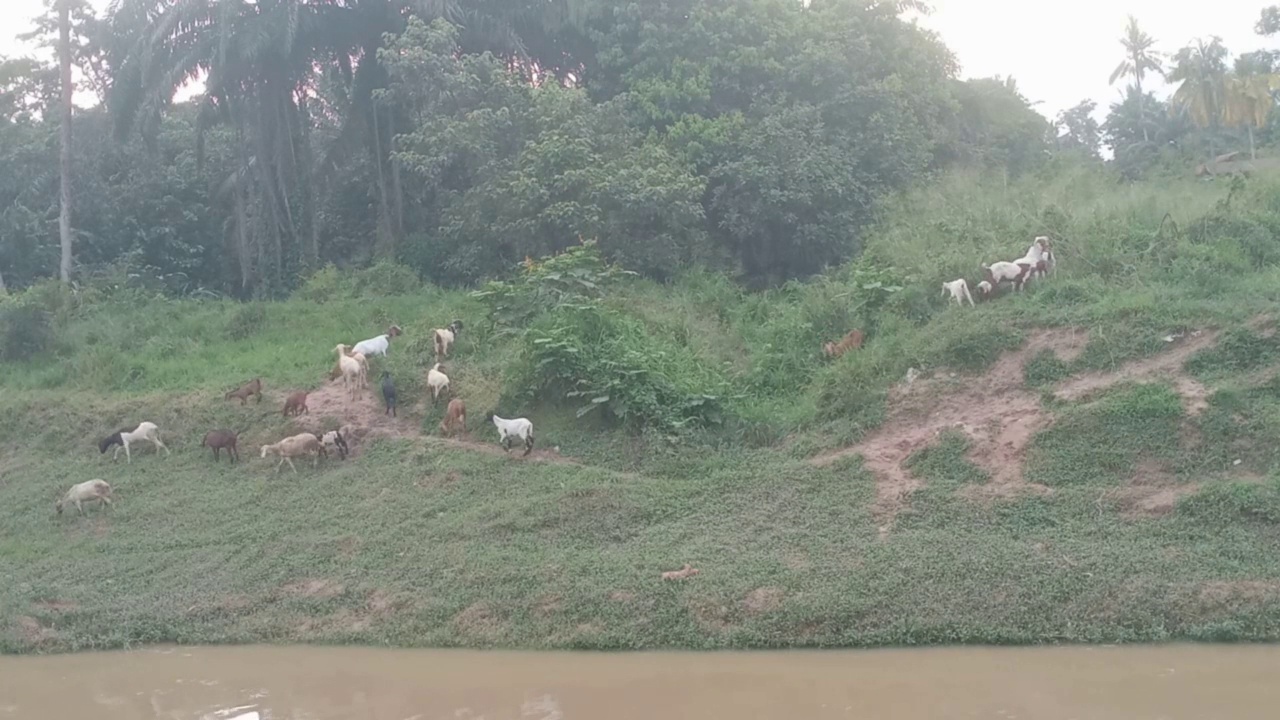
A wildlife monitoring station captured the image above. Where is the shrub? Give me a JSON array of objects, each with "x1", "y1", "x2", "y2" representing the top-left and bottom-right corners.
[
  {"x1": 225, "y1": 303, "x2": 268, "y2": 341},
  {"x1": 0, "y1": 300, "x2": 54, "y2": 362}
]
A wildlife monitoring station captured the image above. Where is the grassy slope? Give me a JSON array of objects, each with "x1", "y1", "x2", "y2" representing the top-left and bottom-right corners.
[{"x1": 6, "y1": 165, "x2": 1280, "y2": 653}]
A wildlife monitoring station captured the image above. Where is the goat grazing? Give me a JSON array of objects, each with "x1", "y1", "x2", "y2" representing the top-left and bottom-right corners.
[
  {"x1": 440, "y1": 398, "x2": 466, "y2": 437},
  {"x1": 224, "y1": 378, "x2": 263, "y2": 405},
  {"x1": 201, "y1": 429, "x2": 240, "y2": 463},
  {"x1": 98, "y1": 421, "x2": 169, "y2": 463},
  {"x1": 380, "y1": 371, "x2": 397, "y2": 417},
  {"x1": 488, "y1": 413, "x2": 534, "y2": 456},
  {"x1": 433, "y1": 320, "x2": 464, "y2": 358},
  {"x1": 260, "y1": 433, "x2": 326, "y2": 473},
  {"x1": 976, "y1": 280, "x2": 994, "y2": 298},
  {"x1": 427, "y1": 363, "x2": 450, "y2": 405},
  {"x1": 942, "y1": 278, "x2": 975, "y2": 307},
  {"x1": 823, "y1": 329, "x2": 864, "y2": 360},
  {"x1": 282, "y1": 390, "x2": 310, "y2": 417},
  {"x1": 56, "y1": 479, "x2": 113, "y2": 516},
  {"x1": 351, "y1": 325, "x2": 403, "y2": 358},
  {"x1": 318, "y1": 430, "x2": 350, "y2": 460},
  {"x1": 334, "y1": 344, "x2": 362, "y2": 400}
]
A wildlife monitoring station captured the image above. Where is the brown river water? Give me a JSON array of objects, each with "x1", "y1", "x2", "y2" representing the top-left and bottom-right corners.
[{"x1": 1, "y1": 644, "x2": 1279, "y2": 719}]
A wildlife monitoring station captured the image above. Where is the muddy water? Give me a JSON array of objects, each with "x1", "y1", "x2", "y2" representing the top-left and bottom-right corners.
[{"x1": 2, "y1": 644, "x2": 1279, "y2": 719}]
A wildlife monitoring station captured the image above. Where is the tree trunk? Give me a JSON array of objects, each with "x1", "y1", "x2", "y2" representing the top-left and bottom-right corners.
[
  {"x1": 57, "y1": 0, "x2": 73, "y2": 284},
  {"x1": 1135, "y1": 72, "x2": 1149, "y2": 144},
  {"x1": 1249, "y1": 125, "x2": 1257, "y2": 160},
  {"x1": 0, "y1": 265, "x2": 7, "y2": 294}
]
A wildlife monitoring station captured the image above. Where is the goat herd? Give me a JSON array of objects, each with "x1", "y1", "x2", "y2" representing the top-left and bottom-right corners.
[
  {"x1": 821, "y1": 235, "x2": 1058, "y2": 361},
  {"x1": 55, "y1": 319, "x2": 537, "y2": 517}
]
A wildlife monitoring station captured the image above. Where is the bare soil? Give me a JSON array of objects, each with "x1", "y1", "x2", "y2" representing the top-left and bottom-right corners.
[{"x1": 810, "y1": 327, "x2": 1223, "y2": 537}]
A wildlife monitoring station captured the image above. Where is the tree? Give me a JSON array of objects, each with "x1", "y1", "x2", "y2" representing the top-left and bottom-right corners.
[
  {"x1": 938, "y1": 76, "x2": 1049, "y2": 176},
  {"x1": 1224, "y1": 52, "x2": 1279, "y2": 160},
  {"x1": 1054, "y1": 100, "x2": 1102, "y2": 159},
  {"x1": 1169, "y1": 37, "x2": 1229, "y2": 158},
  {"x1": 57, "y1": 0, "x2": 73, "y2": 284},
  {"x1": 1108, "y1": 16, "x2": 1164, "y2": 143}
]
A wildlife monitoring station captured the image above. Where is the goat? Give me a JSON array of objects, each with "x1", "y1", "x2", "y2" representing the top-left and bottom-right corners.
[
  {"x1": 318, "y1": 430, "x2": 350, "y2": 460},
  {"x1": 282, "y1": 391, "x2": 310, "y2": 417},
  {"x1": 224, "y1": 378, "x2": 263, "y2": 405},
  {"x1": 941, "y1": 278, "x2": 975, "y2": 307},
  {"x1": 488, "y1": 413, "x2": 534, "y2": 456},
  {"x1": 976, "y1": 280, "x2": 994, "y2": 298},
  {"x1": 433, "y1": 320, "x2": 464, "y2": 358},
  {"x1": 380, "y1": 371, "x2": 397, "y2": 417},
  {"x1": 56, "y1": 479, "x2": 113, "y2": 516},
  {"x1": 427, "y1": 363, "x2": 450, "y2": 406},
  {"x1": 982, "y1": 261, "x2": 1032, "y2": 293},
  {"x1": 201, "y1": 429, "x2": 240, "y2": 463},
  {"x1": 1012, "y1": 236, "x2": 1055, "y2": 284},
  {"x1": 333, "y1": 345, "x2": 362, "y2": 400},
  {"x1": 260, "y1": 433, "x2": 326, "y2": 473},
  {"x1": 98, "y1": 421, "x2": 169, "y2": 463},
  {"x1": 351, "y1": 325, "x2": 403, "y2": 359},
  {"x1": 439, "y1": 398, "x2": 466, "y2": 437},
  {"x1": 823, "y1": 329, "x2": 864, "y2": 360}
]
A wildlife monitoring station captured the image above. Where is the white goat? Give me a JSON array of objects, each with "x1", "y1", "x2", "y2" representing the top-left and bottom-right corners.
[
  {"x1": 319, "y1": 429, "x2": 350, "y2": 460},
  {"x1": 347, "y1": 348, "x2": 370, "y2": 388},
  {"x1": 260, "y1": 433, "x2": 326, "y2": 473},
  {"x1": 351, "y1": 325, "x2": 402, "y2": 358},
  {"x1": 976, "y1": 280, "x2": 993, "y2": 298},
  {"x1": 56, "y1": 479, "x2": 113, "y2": 516},
  {"x1": 1013, "y1": 236, "x2": 1054, "y2": 283},
  {"x1": 488, "y1": 413, "x2": 534, "y2": 456},
  {"x1": 98, "y1": 421, "x2": 169, "y2": 463},
  {"x1": 334, "y1": 344, "x2": 362, "y2": 400},
  {"x1": 427, "y1": 363, "x2": 450, "y2": 405},
  {"x1": 941, "y1": 278, "x2": 975, "y2": 307},
  {"x1": 982, "y1": 261, "x2": 1032, "y2": 293},
  {"x1": 433, "y1": 320, "x2": 464, "y2": 358}
]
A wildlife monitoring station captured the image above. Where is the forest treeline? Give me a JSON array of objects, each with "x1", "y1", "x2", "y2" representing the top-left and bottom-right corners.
[{"x1": 0, "y1": 0, "x2": 1278, "y2": 297}]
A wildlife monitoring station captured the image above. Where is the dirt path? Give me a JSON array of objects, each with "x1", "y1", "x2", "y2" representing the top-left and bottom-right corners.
[{"x1": 810, "y1": 328, "x2": 1221, "y2": 538}]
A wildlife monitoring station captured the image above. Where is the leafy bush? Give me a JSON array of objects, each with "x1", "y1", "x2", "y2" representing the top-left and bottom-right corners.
[
  {"x1": 294, "y1": 261, "x2": 421, "y2": 303},
  {"x1": 0, "y1": 300, "x2": 54, "y2": 362},
  {"x1": 516, "y1": 303, "x2": 729, "y2": 433},
  {"x1": 1023, "y1": 349, "x2": 1070, "y2": 386},
  {"x1": 225, "y1": 303, "x2": 268, "y2": 341}
]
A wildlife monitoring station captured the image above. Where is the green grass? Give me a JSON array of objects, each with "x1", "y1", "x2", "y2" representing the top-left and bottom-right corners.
[{"x1": 6, "y1": 166, "x2": 1280, "y2": 653}]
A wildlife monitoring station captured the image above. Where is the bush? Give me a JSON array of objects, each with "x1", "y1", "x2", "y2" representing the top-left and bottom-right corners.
[
  {"x1": 0, "y1": 300, "x2": 54, "y2": 362},
  {"x1": 225, "y1": 303, "x2": 268, "y2": 341}
]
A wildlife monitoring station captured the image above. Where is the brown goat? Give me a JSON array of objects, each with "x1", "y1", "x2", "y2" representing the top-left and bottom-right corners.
[
  {"x1": 822, "y1": 329, "x2": 864, "y2": 360},
  {"x1": 439, "y1": 398, "x2": 467, "y2": 437},
  {"x1": 224, "y1": 378, "x2": 263, "y2": 405},
  {"x1": 201, "y1": 429, "x2": 240, "y2": 463},
  {"x1": 661, "y1": 564, "x2": 700, "y2": 581},
  {"x1": 282, "y1": 391, "x2": 310, "y2": 417}
]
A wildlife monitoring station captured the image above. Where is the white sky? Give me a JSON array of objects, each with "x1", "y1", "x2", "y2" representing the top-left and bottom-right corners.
[{"x1": 0, "y1": 0, "x2": 1274, "y2": 123}]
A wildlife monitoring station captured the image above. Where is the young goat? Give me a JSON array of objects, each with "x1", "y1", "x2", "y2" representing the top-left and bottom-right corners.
[
  {"x1": 427, "y1": 363, "x2": 450, "y2": 405},
  {"x1": 201, "y1": 429, "x2": 240, "y2": 463},
  {"x1": 976, "y1": 280, "x2": 994, "y2": 298},
  {"x1": 282, "y1": 391, "x2": 310, "y2": 417},
  {"x1": 823, "y1": 329, "x2": 864, "y2": 360},
  {"x1": 99, "y1": 421, "x2": 169, "y2": 463},
  {"x1": 224, "y1": 378, "x2": 263, "y2": 405},
  {"x1": 440, "y1": 398, "x2": 467, "y2": 437},
  {"x1": 488, "y1": 413, "x2": 534, "y2": 456},
  {"x1": 56, "y1": 479, "x2": 113, "y2": 516},
  {"x1": 318, "y1": 430, "x2": 350, "y2": 460},
  {"x1": 260, "y1": 433, "x2": 326, "y2": 473},
  {"x1": 333, "y1": 345, "x2": 362, "y2": 400},
  {"x1": 351, "y1": 325, "x2": 403, "y2": 359},
  {"x1": 381, "y1": 371, "x2": 397, "y2": 417},
  {"x1": 941, "y1": 278, "x2": 975, "y2": 307},
  {"x1": 433, "y1": 320, "x2": 464, "y2": 358}
]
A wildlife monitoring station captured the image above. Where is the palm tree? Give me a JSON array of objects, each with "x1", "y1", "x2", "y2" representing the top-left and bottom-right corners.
[
  {"x1": 1108, "y1": 16, "x2": 1165, "y2": 143},
  {"x1": 57, "y1": 0, "x2": 73, "y2": 283},
  {"x1": 1225, "y1": 52, "x2": 1279, "y2": 160},
  {"x1": 1169, "y1": 37, "x2": 1229, "y2": 158}
]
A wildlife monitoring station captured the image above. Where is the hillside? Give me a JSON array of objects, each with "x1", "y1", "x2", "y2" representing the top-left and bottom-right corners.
[{"x1": 5, "y1": 167, "x2": 1280, "y2": 653}]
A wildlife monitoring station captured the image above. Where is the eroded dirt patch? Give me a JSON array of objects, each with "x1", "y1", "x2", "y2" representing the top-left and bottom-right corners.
[
  {"x1": 811, "y1": 327, "x2": 1222, "y2": 536},
  {"x1": 452, "y1": 602, "x2": 505, "y2": 642},
  {"x1": 280, "y1": 578, "x2": 345, "y2": 599},
  {"x1": 1106, "y1": 459, "x2": 1197, "y2": 519}
]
